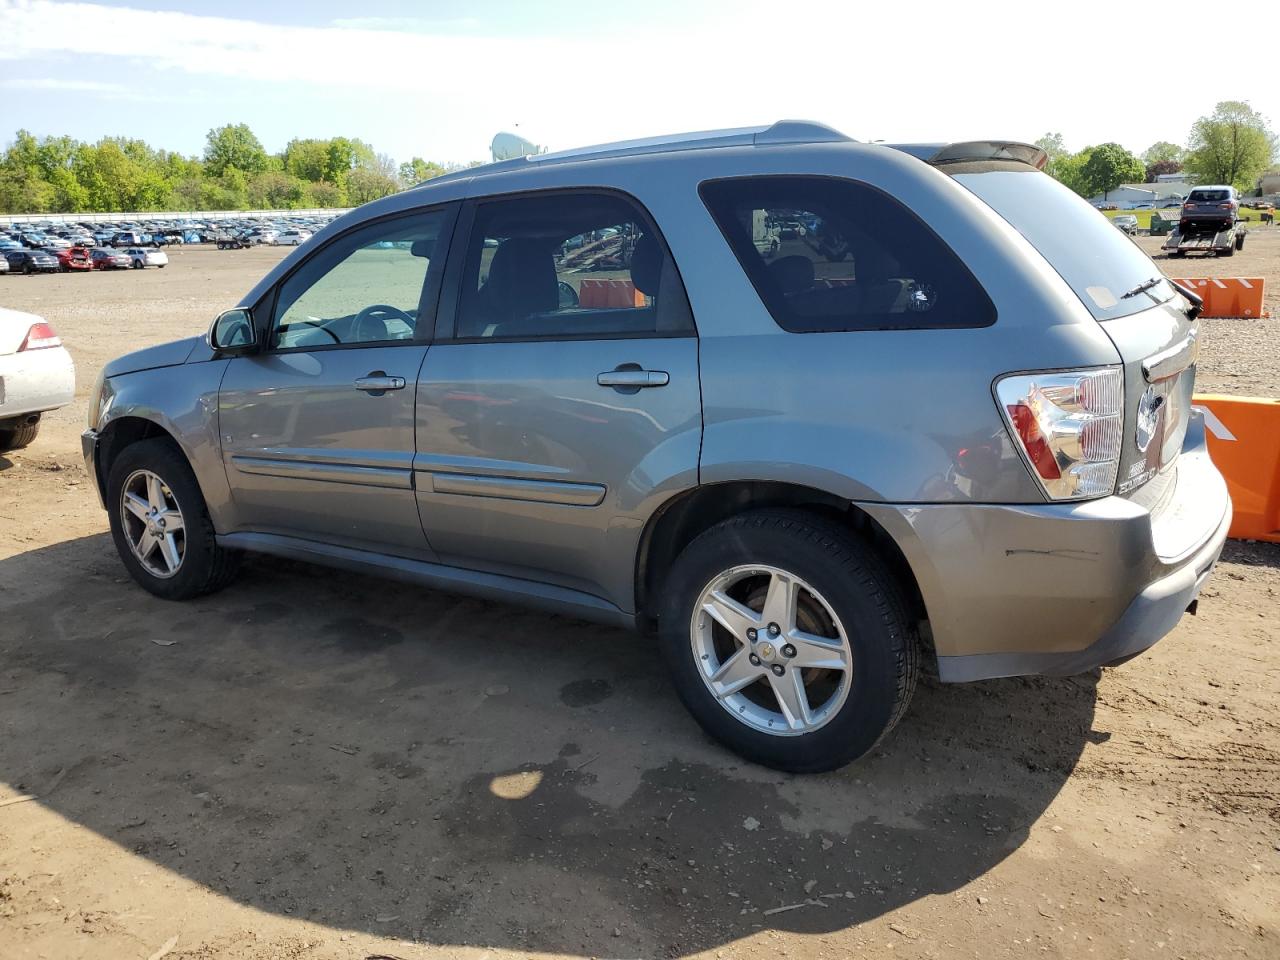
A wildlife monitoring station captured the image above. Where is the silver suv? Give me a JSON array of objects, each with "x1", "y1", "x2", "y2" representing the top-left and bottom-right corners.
[{"x1": 83, "y1": 122, "x2": 1230, "y2": 772}]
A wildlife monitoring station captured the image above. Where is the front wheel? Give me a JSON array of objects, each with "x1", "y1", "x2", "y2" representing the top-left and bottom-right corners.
[
  {"x1": 106, "y1": 438, "x2": 240, "y2": 601},
  {"x1": 658, "y1": 510, "x2": 919, "y2": 773}
]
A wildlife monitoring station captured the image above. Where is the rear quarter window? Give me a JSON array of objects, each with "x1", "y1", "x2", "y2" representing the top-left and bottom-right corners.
[{"x1": 699, "y1": 175, "x2": 996, "y2": 333}]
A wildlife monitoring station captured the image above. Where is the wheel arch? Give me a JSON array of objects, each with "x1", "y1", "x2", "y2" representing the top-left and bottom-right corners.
[
  {"x1": 635, "y1": 481, "x2": 930, "y2": 645},
  {"x1": 95, "y1": 415, "x2": 184, "y2": 493}
]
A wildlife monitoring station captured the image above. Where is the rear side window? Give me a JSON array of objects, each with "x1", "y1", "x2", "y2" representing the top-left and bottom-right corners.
[
  {"x1": 699, "y1": 176, "x2": 996, "y2": 332},
  {"x1": 453, "y1": 191, "x2": 693, "y2": 341}
]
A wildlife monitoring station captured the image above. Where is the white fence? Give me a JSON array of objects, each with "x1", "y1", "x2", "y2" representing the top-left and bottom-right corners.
[{"x1": 1, "y1": 208, "x2": 350, "y2": 226}]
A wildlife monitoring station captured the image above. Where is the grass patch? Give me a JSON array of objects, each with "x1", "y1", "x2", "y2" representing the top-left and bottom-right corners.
[{"x1": 1100, "y1": 208, "x2": 1274, "y2": 230}]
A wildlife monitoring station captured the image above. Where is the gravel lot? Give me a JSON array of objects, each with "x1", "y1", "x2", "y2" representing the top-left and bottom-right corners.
[
  {"x1": 0, "y1": 241, "x2": 1276, "y2": 960},
  {"x1": 1137, "y1": 229, "x2": 1280, "y2": 397}
]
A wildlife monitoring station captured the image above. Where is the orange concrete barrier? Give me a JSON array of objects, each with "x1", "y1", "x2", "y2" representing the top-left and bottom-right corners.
[
  {"x1": 578, "y1": 278, "x2": 645, "y2": 309},
  {"x1": 1172, "y1": 277, "x2": 1266, "y2": 318},
  {"x1": 1195, "y1": 394, "x2": 1280, "y2": 543}
]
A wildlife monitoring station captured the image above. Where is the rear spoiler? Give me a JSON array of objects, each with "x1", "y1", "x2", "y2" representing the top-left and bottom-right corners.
[{"x1": 888, "y1": 140, "x2": 1048, "y2": 170}]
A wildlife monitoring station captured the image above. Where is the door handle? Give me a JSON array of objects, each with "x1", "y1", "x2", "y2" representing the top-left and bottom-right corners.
[
  {"x1": 596, "y1": 369, "x2": 669, "y2": 388},
  {"x1": 354, "y1": 374, "x2": 406, "y2": 393}
]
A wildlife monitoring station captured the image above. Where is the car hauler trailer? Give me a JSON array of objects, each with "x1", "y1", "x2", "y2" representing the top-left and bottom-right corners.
[{"x1": 1162, "y1": 219, "x2": 1246, "y2": 258}]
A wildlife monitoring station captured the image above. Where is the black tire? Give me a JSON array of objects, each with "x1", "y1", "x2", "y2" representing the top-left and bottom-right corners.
[
  {"x1": 106, "y1": 438, "x2": 240, "y2": 601},
  {"x1": 1235, "y1": 232, "x2": 1246, "y2": 251},
  {"x1": 1219, "y1": 244, "x2": 1235, "y2": 257},
  {"x1": 657, "y1": 509, "x2": 920, "y2": 773},
  {"x1": 0, "y1": 416, "x2": 40, "y2": 451},
  {"x1": 1169, "y1": 250, "x2": 1185, "y2": 258}
]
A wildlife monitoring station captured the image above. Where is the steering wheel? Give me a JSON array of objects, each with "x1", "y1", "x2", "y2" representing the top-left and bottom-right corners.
[
  {"x1": 288, "y1": 319, "x2": 342, "y2": 344},
  {"x1": 352, "y1": 303, "x2": 415, "y2": 342}
]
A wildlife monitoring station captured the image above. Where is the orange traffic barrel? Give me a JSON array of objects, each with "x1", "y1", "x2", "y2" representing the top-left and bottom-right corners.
[
  {"x1": 1172, "y1": 278, "x2": 1266, "y2": 318},
  {"x1": 1195, "y1": 395, "x2": 1280, "y2": 542}
]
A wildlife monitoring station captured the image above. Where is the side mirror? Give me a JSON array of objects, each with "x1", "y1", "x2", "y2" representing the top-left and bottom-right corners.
[{"x1": 209, "y1": 308, "x2": 258, "y2": 355}]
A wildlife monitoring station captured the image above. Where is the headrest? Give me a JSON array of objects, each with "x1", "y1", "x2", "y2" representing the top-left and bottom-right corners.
[
  {"x1": 768, "y1": 255, "x2": 815, "y2": 295},
  {"x1": 630, "y1": 232, "x2": 662, "y2": 296}
]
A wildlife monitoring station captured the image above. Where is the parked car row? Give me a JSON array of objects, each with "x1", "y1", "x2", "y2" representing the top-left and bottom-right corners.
[
  {"x1": 2, "y1": 245, "x2": 167, "y2": 275},
  {"x1": 0, "y1": 213, "x2": 337, "y2": 251}
]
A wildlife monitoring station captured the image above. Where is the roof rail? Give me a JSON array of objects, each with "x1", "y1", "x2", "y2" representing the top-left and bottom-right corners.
[{"x1": 413, "y1": 120, "x2": 854, "y2": 189}]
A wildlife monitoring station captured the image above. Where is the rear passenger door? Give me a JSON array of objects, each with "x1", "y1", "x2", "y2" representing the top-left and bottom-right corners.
[{"x1": 414, "y1": 190, "x2": 701, "y2": 611}]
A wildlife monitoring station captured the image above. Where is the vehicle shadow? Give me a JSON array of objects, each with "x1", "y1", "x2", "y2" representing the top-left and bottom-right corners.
[
  {"x1": 0, "y1": 534, "x2": 1099, "y2": 957},
  {"x1": 1220, "y1": 538, "x2": 1280, "y2": 570}
]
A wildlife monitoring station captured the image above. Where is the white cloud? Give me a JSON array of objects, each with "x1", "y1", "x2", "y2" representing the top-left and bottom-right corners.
[
  {"x1": 0, "y1": 0, "x2": 1276, "y2": 162},
  {"x1": 0, "y1": 75, "x2": 184, "y2": 102},
  {"x1": 328, "y1": 16, "x2": 483, "y2": 32}
]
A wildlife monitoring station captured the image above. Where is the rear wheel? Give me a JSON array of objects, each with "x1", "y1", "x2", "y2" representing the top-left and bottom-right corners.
[
  {"x1": 658, "y1": 510, "x2": 919, "y2": 773},
  {"x1": 0, "y1": 415, "x2": 40, "y2": 451},
  {"x1": 106, "y1": 438, "x2": 240, "y2": 601}
]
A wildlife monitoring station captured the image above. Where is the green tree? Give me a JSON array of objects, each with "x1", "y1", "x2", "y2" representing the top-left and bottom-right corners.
[
  {"x1": 283, "y1": 138, "x2": 332, "y2": 182},
  {"x1": 1183, "y1": 100, "x2": 1277, "y2": 190},
  {"x1": 1142, "y1": 141, "x2": 1183, "y2": 165},
  {"x1": 306, "y1": 180, "x2": 344, "y2": 207},
  {"x1": 247, "y1": 171, "x2": 309, "y2": 209},
  {"x1": 345, "y1": 167, "x2": 400, "y2": 206},
  {"x1": 1080, "y1": 143, "x2": 1144, "y2": 199},
  {"x1": 398, "y1": 157, "x2": 447, "y2": 186},
  {"x1": 204, "y1": 123, "x2": 268, "y2": 177}
]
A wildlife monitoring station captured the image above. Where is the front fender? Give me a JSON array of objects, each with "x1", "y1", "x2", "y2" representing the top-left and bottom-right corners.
[{"x1": 99, "y1": 358, "x2": 233, "y2": 531}]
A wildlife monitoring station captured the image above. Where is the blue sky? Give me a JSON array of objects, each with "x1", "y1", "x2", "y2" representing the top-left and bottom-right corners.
[{"x1": 1, "y1": 0, "x2": 1276, "y2": 166}]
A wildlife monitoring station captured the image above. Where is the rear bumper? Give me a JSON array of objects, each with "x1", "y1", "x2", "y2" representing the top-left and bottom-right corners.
[
  {"x1": 861, "y1": 409, "x2": 1231, "y2": 682},
  {"x1": 0, "y1": 346, "x2": 75, "y2": 420},
  {"x1": 933, "y1": 500, "x2": 1229, "y2": 681}
]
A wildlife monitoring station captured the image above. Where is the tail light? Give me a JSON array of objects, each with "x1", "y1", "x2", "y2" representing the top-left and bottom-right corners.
[
  {"x1": 19, "y1": 322, "x2": 61, "y2": 351},
  {"x1": 1183, "y1": 202, "x2": 1194, "y2": 209},
  {"x1": 995, "y1": 368, "x2": 1124, "y2": 500}
]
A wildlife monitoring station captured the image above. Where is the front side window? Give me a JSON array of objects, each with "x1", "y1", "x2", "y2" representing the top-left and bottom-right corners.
[
  {"x1": 700, "y1": 176, "x2": 996, "y2": 333},
  {"x1": 271, "y1": 208, "x2": 452, "y2": 349},
  {"x1": 453, "y1": 191, "x2": 692, "y2": 340}
]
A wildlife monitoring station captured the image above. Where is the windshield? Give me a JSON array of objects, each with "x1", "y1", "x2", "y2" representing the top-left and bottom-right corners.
[{"x1": 949, "y1": 164, "x2": 1177, "y2": 321}]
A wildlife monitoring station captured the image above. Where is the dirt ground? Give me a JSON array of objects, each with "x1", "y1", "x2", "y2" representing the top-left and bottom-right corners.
[{"x1": 1, "y1": 239, "x2": 1277, "y2": 960}]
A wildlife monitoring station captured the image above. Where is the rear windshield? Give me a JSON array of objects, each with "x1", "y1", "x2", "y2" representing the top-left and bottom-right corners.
[
  {"x1": 1188, "y1": 189, "x2": 1229, "y2": 202},
  {"x1": 949, "y1": 164, "x2": 1177, "y2": 322}
]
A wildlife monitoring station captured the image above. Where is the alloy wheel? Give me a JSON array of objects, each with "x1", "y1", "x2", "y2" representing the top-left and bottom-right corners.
[
  {"x1": 119, "y1": 469, "x2": 186, "y2": 578},
  {"x1": 690, "y1": 564, "x2": 853, "y2": 736}
]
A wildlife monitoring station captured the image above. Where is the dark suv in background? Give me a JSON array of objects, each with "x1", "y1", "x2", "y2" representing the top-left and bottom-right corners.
[{"x1": 1181, "y1": 185, "x2": 1239, "y2": 230}]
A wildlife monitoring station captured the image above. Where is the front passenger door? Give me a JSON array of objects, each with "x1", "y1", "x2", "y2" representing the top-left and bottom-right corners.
[{"x1": 218, "y1": 205, "x2": 456, "y2": 557}]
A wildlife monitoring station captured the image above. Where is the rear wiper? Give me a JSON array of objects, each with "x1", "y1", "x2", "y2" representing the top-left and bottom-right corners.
[{"x1": 1120, "y1": 276, "x2": 1163, "y2": 299}]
